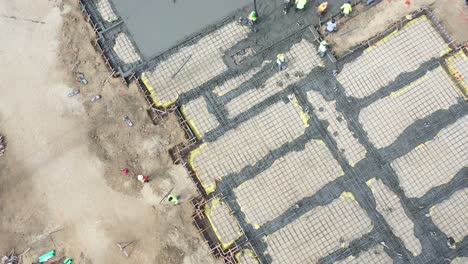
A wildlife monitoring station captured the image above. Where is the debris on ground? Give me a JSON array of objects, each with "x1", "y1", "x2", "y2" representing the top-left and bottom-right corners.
[
  {"x1": 0, "y1": 135, "x2": 5, "y2": 156},
  {"x1": 123, "y1": 116, "x2": 134, "y2": 127},
  {"x1": 76, "y1": 72, "x2": 88, "y2": 85},
  {"x1": 67, "y1": 88, "x2": 80, "y2": 97}
]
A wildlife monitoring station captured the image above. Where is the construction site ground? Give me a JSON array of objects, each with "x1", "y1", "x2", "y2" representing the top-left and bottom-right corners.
[{"x1": 0, "y1": 0, "x2": 467, "y2": 264}]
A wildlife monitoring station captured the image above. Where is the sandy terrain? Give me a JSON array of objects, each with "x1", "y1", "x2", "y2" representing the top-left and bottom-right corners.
[
  {"x1": 0, "y1": 1, "x2": 219, "y2": 263},
  {"x1": 325, "y1": 0, "x2": 468, "y2": 55}
]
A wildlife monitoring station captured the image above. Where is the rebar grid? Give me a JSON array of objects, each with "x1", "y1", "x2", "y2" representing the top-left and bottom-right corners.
[
  {"x1": 112, "y1": 33, "x2": 141, "y2": 64},
  {"x1": 182, "y1": 97, "x2": 220, "y2": 140},
  {"x1": 141, "y1": 22, "x2": 250, "y2": 106},
  {"x1": 391, "y1": 115, "x2": 468, "y2": 198},
  {"x1": 265, "y1": 195, "x2": 373, "y2": 264},
  {"x1": 206, "y1": 196, "x2": 244, "y2": 249},
  {"x1": 96, "y1": 0, "x2": 118, "y2": 23},
  {"x1": 445, "y1": 49, "x2": 468, "y2": 97},
  {"x1": 306, "y1": 90, "x2": 366, "y2": 166},
  {"x1": 430, "y1": 188, "x2": 468, "y2": 243},
  {"x1": 234, "y1": 140, "x2": 343, "y2": 228},
  {"x1": 191, "y1": 101, "x2": 307, "y2": 194},
  {"x1": 225, "y1": 39, "x2": 322, "y2": 118},
  {"x1": 337, "y1": 16, "x2": 448, "y2": 99},
  {"x1": 213, "y1": 67, "x2": 262, "y2": 97},
  {"x1": 334, "y1": 245, "x2": 393, "y2": 264},
  {"x1": 367, "y1": 179, "x2": 422, "y2": 256},
  {"x1": 358, "y1": 66, "x2": 461, "y2": 149}
]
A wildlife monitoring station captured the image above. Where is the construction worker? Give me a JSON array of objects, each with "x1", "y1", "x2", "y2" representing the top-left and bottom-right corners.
[
  {"x1": 276, "y1": 53, "x2": 287, "y2": 70},
  {"x1": 447, "y1": 237, "x2": 456, "y2": 249},
  {"x1": 121, "y1": 168, "x2": 129, "y2": 175},
  {"x1": 168, "y1": 194, "x2": 179, "y2": 205},
  {"x1": 295, "y1": 0, "x2": 307, "y2": 12},
  {"x1": 341, "y1": 1, "x2": 353, "y2": 16},
  {"x1": 316, "y1": 2, "x2": 328, "y2": 15},
  {"x1": 247, "y1": 11, "x2": 257, "y2": 26},
  {"x1": 325, "y1": 18, "x2": 337, "y2": 34},
  {"x1": 137, "y1": 174, "x2": 149, "y2": 183},
  {"x1": 318, "y1": 40, "x2": 328, "y2": 57}
]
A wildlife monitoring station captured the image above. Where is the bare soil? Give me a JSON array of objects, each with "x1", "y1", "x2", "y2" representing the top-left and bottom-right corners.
[
  {"x1": 325, "y1": 0, "x2": 468, "y2": 56},
  {"x1": 0, "y1": 1, "x2": 219, "y2": 263}
]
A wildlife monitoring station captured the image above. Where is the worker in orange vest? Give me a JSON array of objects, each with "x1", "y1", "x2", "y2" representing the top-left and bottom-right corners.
[{"x1": 316, "y1": 2, "x2": 328, "y2": 15}]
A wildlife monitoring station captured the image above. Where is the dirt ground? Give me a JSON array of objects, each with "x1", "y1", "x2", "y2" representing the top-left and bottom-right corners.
[
  {"x1": 0, "y1": 0, "x2": 220, "y2": 263},
  {"x1": 325, "y1": 0, "x2": 468, "y2": 55}
]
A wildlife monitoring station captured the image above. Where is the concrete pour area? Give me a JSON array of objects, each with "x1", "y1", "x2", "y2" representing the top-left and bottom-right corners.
[{"x1": 80, "y1": 0, "x2": 468, "y2": 263}]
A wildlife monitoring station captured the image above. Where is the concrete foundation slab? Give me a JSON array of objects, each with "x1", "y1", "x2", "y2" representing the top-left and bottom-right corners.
[
  {"x1": 367, "y1": 179, "x2": 422, "y2": 256},
  {"x1": 391, "y1": 115, "x2": 468, "y2": 198},
  {"x1": 234, "y1": 140, "x2": 343, "y2": 228},
  {"x1": 431, "y1": 188, "x2": 468, "y2": 243},
  {"x1": 306, "y1": 90, "x2": 367, "y2": 166},
  {"x1": 359, "y1": 66, "x2": 461, "y2": 148},
  {"x1": 338, "y1": 16, "x2": 448, "y2": 98},
  {"x1": 265, "y1": 194, "x2": 373, "y2": 264}
]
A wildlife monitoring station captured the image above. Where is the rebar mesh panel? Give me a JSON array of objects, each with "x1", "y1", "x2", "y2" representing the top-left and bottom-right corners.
[
  {"x1": 182, "y1": 97, "x2": 220, "y2": 139},
  {"x1": 265, "y1": 195, "x2": 373, "y2": 264},
  {"x1": 431, "y1": 188, "x2": 468, "y2": 242},
  {"x1": 334, "y1": 245, "x2": 393, "y2": 264},
  {"x1": 367, "y1": 179, "x2": 422, "y2": 256},
  {"x1": 213, "y1": 67, "x2": 261, "y2": 97},
  {"x1": 338, "y1": 16, "x2": 448, "y2": 98},
  {"x1": 226, "y1": 39, "x2": 323, "y2": 118},
  {"x1": 359, "y1": 66, "x2": 460, "y2": 148},
  {"x1": 206, "y1": 197, "x2": 242, "y2": 248},
  {"x1": 113, "y1": 33, "x2": 142, "y2": 64},
  {"x1": 142, "y1": 22, "x2": 250, "y2": 106},
  {"x1": 236, "y1": 249, "x2": 259, "y2": 264},
  {"x1": 191, "y1": 101, "x2": 307, "y2": 192},
  {"x1": 306, "y1": 90, "x2": 367, "y2": 166},
  {"x1": 446, "y1": 50, "x2": 468, "y2": 95},
  {"x1": 391, "y1": 115, "x2": 468, "y2": 198},
  {"x1": 96, "y1": 0, "x2": 118, "y2": 23},
  {"x1": 234, "y1": 140, "x2": 343, "y2": 228},
  {"x1": 451, "y1": 257, "x2": 468, "y2": 264}
]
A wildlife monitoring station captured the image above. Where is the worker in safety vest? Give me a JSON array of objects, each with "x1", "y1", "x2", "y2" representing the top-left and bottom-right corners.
[
  {"x1": 316, "y1": 2, "x2": 328, "y2": 15},
  {"x1": 318, "y1": 40, "x2": 328, "y2": 57},
  {"x1": 168, "y1": 194, "x2": 179, "y2": 205},
  {"x1": 295, "y1": 0, "x2": 307, "y2": 12},
  {"x1": 341, "y1": 1, "x2": 353, "y2": 16},
  {"x1": 276, "y1": 53, "x2": 287, "y2": 70},
  {"x1": 325, "y1": 18, "x2": 337, "y2": 34},
  {"x1": 137, "y1": 174, "x2": 149, "y2": 183},
  {"x1": 247, "y1": 11, "x2": 257, "y2": 26}
]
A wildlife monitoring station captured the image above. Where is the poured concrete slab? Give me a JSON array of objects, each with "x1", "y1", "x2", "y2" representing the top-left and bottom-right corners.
[
  {"x1": 190, "y1": 101, "x2": 308, "y2": 193},
  {"x1": 235, "y1": 140, "x2": 343, "y2": 228},
  {"x1": 391, "y1": 115, "x2": 468, "y2": 198},
  {"x1": 359, "y1": 66, "x2": 461, "y2": 148},
  {"x1": 265, "y1": 194, "x2": 373, "y2": 264},
  {"x1": 307, "y1": 90, "x2": 367, "y2": 166},
  {"x1": 367, "y1": 179, "x2": 422, "y2": 256},
  {"x1": 141, "y1": 22, "x2": 250, "y2": 107},
  {"x1": 112, "y1": 0, "x2": 250, "y2": 58},
  {"x1": 226, "y1": 39, "x2": 323, "y2": 118},
  {"x1": 431, "y1": 188, "x2": 468, "y2": 242},
  {"x1": 338, "y1": 16, "x2": 448, "y2": 98},
  {"x1": 182, "y1": 97, "x2": 220, "y2": 139},
  {"x1": 205, "y1": 197, "x2": 242, "y2": 249},
  {"x1": 334, "y1": 245, "x2": 392, "y2": 264}
]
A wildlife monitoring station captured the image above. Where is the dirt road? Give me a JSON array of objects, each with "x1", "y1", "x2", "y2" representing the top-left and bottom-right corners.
[{"x1": 0, "y1": 1, "x2": 218, "y2": 263}]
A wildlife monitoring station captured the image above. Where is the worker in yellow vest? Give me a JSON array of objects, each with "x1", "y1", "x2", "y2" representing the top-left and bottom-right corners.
[
  {"x1": 295, "y1": 0, "x2": 307, "y2": 12},
  {"x1": 276, "y1": 53, "x2": 287, "y2": 70},
  {"x1": 341, "y1": 1, "x2": 353, "y2": 16},
  {"x1": 247, "y1": 11, "x2": 258, "y2": 26}
]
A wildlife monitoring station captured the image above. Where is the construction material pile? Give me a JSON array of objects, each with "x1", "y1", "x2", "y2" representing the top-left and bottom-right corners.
[
  {"x1": 1, "y1": 249, "x2": 19, "y2": 264},
  {"x1": 0, "y1": 135, "x2": 5, "y2": 156}
]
